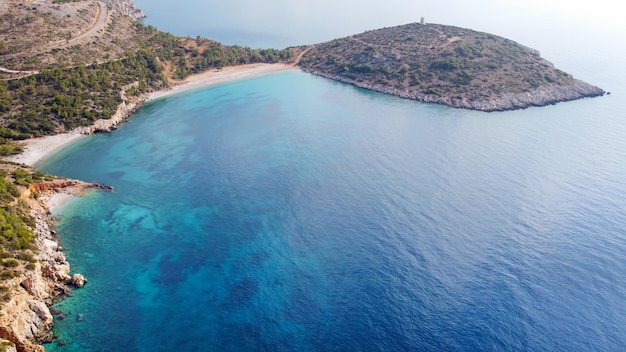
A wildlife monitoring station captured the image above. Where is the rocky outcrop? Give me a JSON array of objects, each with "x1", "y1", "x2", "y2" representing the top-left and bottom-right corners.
[
  {"x1": 34, "y1": 198, "x2": 89, "y2": 295},
  {"x1": 0, "y1": 268, "x2": 55, "y2": 352},
  {"x1": 69, "y1": 274, "x2": 87, "y2": 289},
  {"x1": 304, "y1": 69, "x2": 605, "y2": 111},
  {"x1": 27, "y1": 181, "x2": 113, "y2": 197},
  {"x1": 458, "y1": 80, "x2": 605, "y2": 111},
  {"x1": 102, "y1": 0, "x2": 145, "y2": 20}
]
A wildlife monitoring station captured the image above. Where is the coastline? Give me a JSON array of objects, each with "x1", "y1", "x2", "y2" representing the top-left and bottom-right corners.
[
  {"x1": 47, "y1": 193, "x2": 76, "y2": 215},
  {"x1": 5, "y1": 134, "x2": 86, "y2": 167},
  {"x1": 0, "y1": 62, "x2": 298, "y2": 351},
  {"x1": 6, "y1": 63, "x2": 299, "y2": 168},
  {"x1": 0, "y1": 179, "x2": 100, "y2": 352},
  {"x1": 302, "y1": 68, "x2": 605, "y2": 112}
]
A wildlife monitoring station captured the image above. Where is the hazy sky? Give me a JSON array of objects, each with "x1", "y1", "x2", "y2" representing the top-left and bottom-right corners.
[
  {"x1": 134, "y1": 0, "x2": 624, "y2": 46},
  {"x1": 130, "y1": 0, "x2": 623, "y2": 108},
  {"x1": 133, "y1": 0, "x2": 625, "y2": 75}
]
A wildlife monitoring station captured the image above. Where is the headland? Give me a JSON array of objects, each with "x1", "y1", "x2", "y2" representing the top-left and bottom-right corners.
[{"x1": 297, "y1": 23, "x2": 605, "y2": 111}]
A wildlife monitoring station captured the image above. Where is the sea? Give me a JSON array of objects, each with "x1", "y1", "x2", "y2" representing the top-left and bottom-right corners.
[{"x1": 37, "y1": 1, "x2": 626, "y2": 351}]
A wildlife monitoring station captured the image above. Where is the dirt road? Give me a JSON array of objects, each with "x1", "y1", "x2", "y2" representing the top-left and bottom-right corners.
[{"x1": 49, "y1": 1, "x2": 109, "y2": 50}]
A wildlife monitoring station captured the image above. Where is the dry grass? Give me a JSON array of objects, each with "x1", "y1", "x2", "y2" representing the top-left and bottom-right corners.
[{"x1": 0, "y1": 0, "x2": 145, "y2": 70}]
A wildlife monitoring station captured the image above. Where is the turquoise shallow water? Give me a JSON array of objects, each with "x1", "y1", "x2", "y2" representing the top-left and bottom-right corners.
[{"x1": 39, "y1": 70, "x2": 626, "y2": 351}]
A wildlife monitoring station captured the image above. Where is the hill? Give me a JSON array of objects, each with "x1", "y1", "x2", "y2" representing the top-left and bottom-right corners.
[{"x1": 297, "y1": 22, "x2": 604, "y2": 111}]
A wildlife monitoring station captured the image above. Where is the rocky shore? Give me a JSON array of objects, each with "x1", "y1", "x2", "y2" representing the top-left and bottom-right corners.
[
  {"x1": 0, "y1": 181, "x2": 109, "y2": 351},
  {"x1": 302, "y1": 69, "x2": 605, "y2": 112}
]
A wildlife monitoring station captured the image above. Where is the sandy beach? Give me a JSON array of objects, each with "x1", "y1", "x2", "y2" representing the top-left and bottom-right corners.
[
  {"x1": 46, "y1": 192, "x2": 78, "y2": 214},
  {"x1": 5, "y1": 63, "x2": 299, "y2": 167},
  {"x1": 148, "y1": 63, "x2": 299, "y2": 102},
  {"x1": 5, "y1": 133, "x2": 86, "y2": 166}
]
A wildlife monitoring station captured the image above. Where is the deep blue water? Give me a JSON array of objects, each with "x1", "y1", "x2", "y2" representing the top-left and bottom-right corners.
[{"x1": 37, "y1": 69, "x2": 626, "y2": 351}]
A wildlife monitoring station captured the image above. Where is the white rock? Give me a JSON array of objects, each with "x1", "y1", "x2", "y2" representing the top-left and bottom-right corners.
[
  {"x1": 70, "y1": 274, "x2": 87, "y2": 288},
  {"x1": 42, "y1": 239, "x2": 58, "y2": 252}
]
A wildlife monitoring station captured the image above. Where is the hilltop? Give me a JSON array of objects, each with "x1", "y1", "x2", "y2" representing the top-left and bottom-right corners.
[{"x1": 298, "y1": 22, "x2": 604, "y2": 111}]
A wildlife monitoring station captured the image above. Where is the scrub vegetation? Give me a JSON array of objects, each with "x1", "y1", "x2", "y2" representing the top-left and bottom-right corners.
[
  {"x1": 0, "y1": 164, "x2": 52, "y2": 293},
  {"x1": 298, "y1": 23, "x2": 601, "y2": 110}
]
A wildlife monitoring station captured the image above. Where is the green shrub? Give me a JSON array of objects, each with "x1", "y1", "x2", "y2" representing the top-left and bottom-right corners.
[
  {"x1": 425, "y1": 87, "x2": 442, "y2": 96},
  {"x1": 15, "y1": 251, "x2": 35, "y2": 263},
  {"x1": 430, "y1": 58, "x2": 460, "y2": 71},
  {"x1": 2, "y1": 259, "x2": 19, "y2": 268},
  {"x1": 0, "y1": 271, "x2": 15, "y2": 280}
]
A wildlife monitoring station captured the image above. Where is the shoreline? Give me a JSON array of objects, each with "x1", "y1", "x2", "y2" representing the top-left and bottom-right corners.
[
  {"x1": 47, "y1": 193, "x2": 76, "y2": 215},
  {"x1": 302, "y1": 68, "x2": 605, "y2": 112},
  {"x1": 6, "y1": 133, "x2": 86, "y2": 167},
  {"x1": 0, "y1": 63, "x2": 299, "y2": 350},
  {"x1": 0, "y1": 179, "x2": 101, "y2": 351},
  {"x1": 6, "y1": 63, "x2": 299, "y2": 168},
  {"x1": 147, "y1": 63, "x2": 299, "y2": 102},
  {"x1": 0, "y1": 63, "x2": 298, "y2": 350}
]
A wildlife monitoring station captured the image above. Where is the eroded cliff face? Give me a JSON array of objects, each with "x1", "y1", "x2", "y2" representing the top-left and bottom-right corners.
[{"x1": 0, "y1": 183, "x2": 93, "y2": 352}]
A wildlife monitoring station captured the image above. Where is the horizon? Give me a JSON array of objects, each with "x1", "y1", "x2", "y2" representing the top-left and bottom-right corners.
[
  {"x1": 133, "y1": 0, "x2": 625, "y2": 48},
  {"x1": 132, "y1": 0, "x2": 625, "y2": 89}
]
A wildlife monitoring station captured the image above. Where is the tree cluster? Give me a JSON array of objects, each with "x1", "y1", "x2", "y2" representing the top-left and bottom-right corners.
[{"x1": 0, "y1": 166, "x2": 45, "y2": 294}]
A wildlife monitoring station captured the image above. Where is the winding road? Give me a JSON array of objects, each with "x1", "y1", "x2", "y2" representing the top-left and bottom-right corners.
[
  {"x1": 292, "y1": 45, "x2": 316, "y2": 66},
  {"x1": 49, "y1": 1, "x2": 109, "y2": 50},
  {"x1": 0, "y1": 67, "x2": 38, "y2": 74},
  {"x1": 0, "y1": 1, "x2": 109, "y2": 79}
]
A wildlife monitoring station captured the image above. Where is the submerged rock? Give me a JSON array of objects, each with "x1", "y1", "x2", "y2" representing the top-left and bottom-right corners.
[{"x1": 70, "y1": 274, "x2": 88, "y2": 288}]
